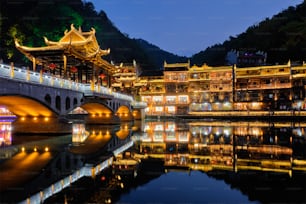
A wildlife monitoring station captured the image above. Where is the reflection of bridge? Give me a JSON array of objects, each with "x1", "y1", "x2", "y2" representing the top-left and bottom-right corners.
[
  {"x1": 0, "y1": 63, "x2": 146, "y2": 129},
  {"x1": 0, "y1": 122, "x2": 134, "y2": 203}
]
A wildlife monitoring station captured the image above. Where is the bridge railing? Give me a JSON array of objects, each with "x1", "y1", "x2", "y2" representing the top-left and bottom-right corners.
[{"x1": 0, "y1": 63, "x2": 134, "y2": 102}]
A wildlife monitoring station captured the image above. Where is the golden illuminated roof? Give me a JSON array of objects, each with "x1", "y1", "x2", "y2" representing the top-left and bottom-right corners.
[
  {"x1": 164, "y1": 61, "x2": 190, "y2": 71},
  {"x1": 190, "y1": 63, "x2": 211, "y2": 71},
  {"x1": 236, "y1": 60, "x2": 291, "y2": 71},
  {"x1": 15, "y1": 24, "x2": 116, "y2": 73},
  {"x1": 189, "y1": 64, "x2": 232, "y2": 72}
]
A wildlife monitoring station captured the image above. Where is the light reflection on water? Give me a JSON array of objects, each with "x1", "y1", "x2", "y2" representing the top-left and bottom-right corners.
[
  {"x1": 137, "y1": 121, "x2": 306, "y2": 174},
  {"x1": 0, "y1": 121, "x2": 12, "y2": 146},
  {"x1": 1, "y1": 119, "x2": 306, "y2": 204},
  {"x1": 57, "y1": 120, "x2": 306, "y2": 204},
  {"x1": 111, "y1": 120, "x2": 305, "y2": 204}
]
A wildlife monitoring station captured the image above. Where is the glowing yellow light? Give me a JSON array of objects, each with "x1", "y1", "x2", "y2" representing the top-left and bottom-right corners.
[
  {"x1": 45, "y1": 147, "x2": 49, "y2": 152},
  {"x1": 124, "y1": 113, "x2": 128, "y2": 117},
  {"x1": 21, "y1": 147, "x2": 25, "y2": 152},
  {"x1": 33, "y1": 117, "x2": 37, "y2": 121},
  {"x1": 92, "y1": 114, "x2": 95, "y2": 117},
  {"x1": 21, "y1": 117, "x2": 25, "y2": 121},
  {"x1": 44, "y1": 117, "x2": 49, "y2": 122},
  {"x1": 34, "y1": 147, "x2": 37, "y2": 152},
  {"x1": 106, "y1": 113, "x2": 110, "y2": 117}
]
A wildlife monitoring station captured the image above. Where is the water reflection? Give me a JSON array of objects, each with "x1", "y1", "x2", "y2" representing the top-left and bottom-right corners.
[
  {"x1": 0, "y1": 120, "x2": 12, "y2": 146},
  {"x1": 0, "y1": 107, "x2": 16, "y2": 146},
  {"x1": 2, "y1": 119, "x2": 306, "y2": 203},
  {"x1": 137, "y1": 121, "x2": 306, "y2": 175},
  {"x1": 42, "y1": 120, "x2": 306, "y2": 204},
  {"x1": 0, "y1": 122, "x2": 134, "y2": 203},
  {"x1": 72, "y1": 123, "x2": 88, "y2": 145},
  {"x1": 86, "y1": 120, "x2": 306, "y2": 204}
]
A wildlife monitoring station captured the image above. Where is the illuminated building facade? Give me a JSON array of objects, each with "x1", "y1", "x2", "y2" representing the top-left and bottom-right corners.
[
  {"x1": 140, "y1": 61, "x2": 306, "y2": 116},
  {"x1": 140, "y1": 62, "x2": 190, "y2": 115},
  {"x1": 15, "y1": 24, "x2": 116, "y2": 87},
  {"x1": 111, "y1": 60, "x2": 145, "y2": 96}
]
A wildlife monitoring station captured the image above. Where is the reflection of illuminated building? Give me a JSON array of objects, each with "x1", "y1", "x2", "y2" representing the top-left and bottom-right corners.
[
  {"x1": 72, "y1": 123, "x2": 88, "y2": 145},
  {"x1": 0, "y1": 107, "x2": 16, "y2": 146},
  {"x1": 136, "y1": 121, "x2": 306, "y2": 174},
  {"x1": 0, "y1": 121, "x2": 12, "y2": 146},
  {"x1": 139, "y1": 61, "x2": 306, "y2": 116}
]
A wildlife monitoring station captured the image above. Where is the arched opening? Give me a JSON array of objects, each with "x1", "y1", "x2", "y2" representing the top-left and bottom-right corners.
[
  {"x1": 56, "y1": 95, "x2": 61, "y2": 111},
  {"x1": 73, "y1": 98, "x2": 78, "y2": 105},
  {"x1": 44, "y1": 94, "x2": 51, "y2": 105},
  {"x1": 116, "y1": 105, "x2": 133, "y2": 121},
  {"x1": 66, "y1": 97, "x2": 71, "y2": 110}
]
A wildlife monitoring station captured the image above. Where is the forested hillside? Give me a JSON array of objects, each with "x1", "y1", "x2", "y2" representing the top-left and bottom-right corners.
[
  {"x1": 133, "y1": 39, "x2": 188, "y2": 69},
  {"x1": 1, "y1": 0, "x2": 305, "y2": 69},
  {"x1": 0, "y1": 0, "x2": 183, "y2": 70},
  {"x1": 191, "y1": 1, "x2": 306, "y2": 66}
]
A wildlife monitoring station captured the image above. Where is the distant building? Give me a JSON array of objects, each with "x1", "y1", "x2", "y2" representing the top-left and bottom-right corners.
[
  {"x1": 225, "y1": 50, "x2": 238, "y2": 65},
  {"x1": 226, "y1": 50, "x2": 267, "y2": 67}
]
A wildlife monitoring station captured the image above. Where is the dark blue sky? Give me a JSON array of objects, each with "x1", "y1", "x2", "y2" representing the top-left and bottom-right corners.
[{"x1": 90, "y1": 0, "x2": 303, "y2": 57}]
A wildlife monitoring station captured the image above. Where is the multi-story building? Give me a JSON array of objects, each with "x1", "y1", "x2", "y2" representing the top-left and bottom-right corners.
[
  {"x1": 291, "y1": 63, "x2": 306, "y2": 110},
  {"x1": 189, "y1": 64, "x2": 233, "y2": 112},
  {"x1": 234, "y1": 63, "x2": 292, "y2": 110},
  {"x1": 140, "y1": 62, "x2": 190, "y2": 116},
  {"x1": 111, "y1": 61, "x2": 143, "y2": 96},
  {"x1": 139, "y1": 61, "x2": 306, "y2": 116}
]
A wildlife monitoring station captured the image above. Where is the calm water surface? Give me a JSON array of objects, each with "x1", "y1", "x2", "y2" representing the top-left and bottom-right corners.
[
  {"x1": 1, "y1": 119, "x2": 305, "y2": 204},
  {"x1": 117, "y1": 171, "x2": 257, "y2": 204}
]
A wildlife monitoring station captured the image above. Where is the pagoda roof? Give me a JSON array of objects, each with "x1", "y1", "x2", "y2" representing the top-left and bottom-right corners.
[{"x1": 15, "y1": 24, "x2": 116, "y2": 73}]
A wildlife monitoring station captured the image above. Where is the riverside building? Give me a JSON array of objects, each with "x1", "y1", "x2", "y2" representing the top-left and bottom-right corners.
[
  {"x1": 138, "y1": 61, "x2": 306, "y2": 117},
  {"x1": 12, "y1": 24, "x2": 305, "y2": 118}
]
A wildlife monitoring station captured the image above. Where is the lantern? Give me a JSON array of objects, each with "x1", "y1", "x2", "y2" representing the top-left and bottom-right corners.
[
  {"x1": 99, "y1": 73, "x2": 106, "y2": 79},
  {"x1": 48, "y1": 63, "x2": 56, "y2": 70},
  {"x1": 70, "y1": 66, "x2": 78, "y2": 73}
]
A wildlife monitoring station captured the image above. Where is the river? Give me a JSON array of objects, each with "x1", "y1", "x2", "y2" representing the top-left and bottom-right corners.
[{"x1": 1, "y1": 119, "x2": 306, "y2": 203}]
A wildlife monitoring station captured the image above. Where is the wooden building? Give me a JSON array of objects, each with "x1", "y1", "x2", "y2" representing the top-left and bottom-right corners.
[
  {"x1": 15, "y1": 24, "x2": 116, "y2": 86},
  {"x1": 140, "y1": 61, "x2": 306, "y2": 116}
]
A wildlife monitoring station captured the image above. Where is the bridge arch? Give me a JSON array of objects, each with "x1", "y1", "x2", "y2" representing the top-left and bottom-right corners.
[
  {"x1": 0, "y1": 77, "x2": 84, "y2": 116},
  {"x1": 116, "y1": 105, "x2": 134, "y2": 121},
  {"x1": 79, "y1": 101, "x2": 119, "y2": 124},
  {"x1": 0, "y1": 95, "x2": 57, "y2": 117}
]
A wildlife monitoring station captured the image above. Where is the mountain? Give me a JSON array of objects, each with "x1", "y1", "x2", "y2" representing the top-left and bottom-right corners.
[
  {"x1": 0, "y1": 0, "x2": 182, "y2": 71},
  {"x1": 191, "y1": 1, "x2": 306, "y2": 66},
  {"x1": 133, "y1": 39, "x2": 188, "y2": 69}
]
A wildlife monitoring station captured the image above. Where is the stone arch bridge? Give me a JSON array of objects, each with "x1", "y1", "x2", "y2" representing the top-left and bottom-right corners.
[{"x1": 0, "y1": 63, "x2": 146, "y2": 132}]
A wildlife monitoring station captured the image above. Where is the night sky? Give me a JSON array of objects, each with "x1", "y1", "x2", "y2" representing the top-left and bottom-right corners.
[{"x1": 90, "y1": 0, "x2": 303, "y2": 57}]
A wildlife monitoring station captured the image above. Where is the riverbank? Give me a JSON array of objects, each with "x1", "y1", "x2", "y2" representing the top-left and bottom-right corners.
[{"x1": 146, "y1": 110, "x2": 306, "y2": 121}]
